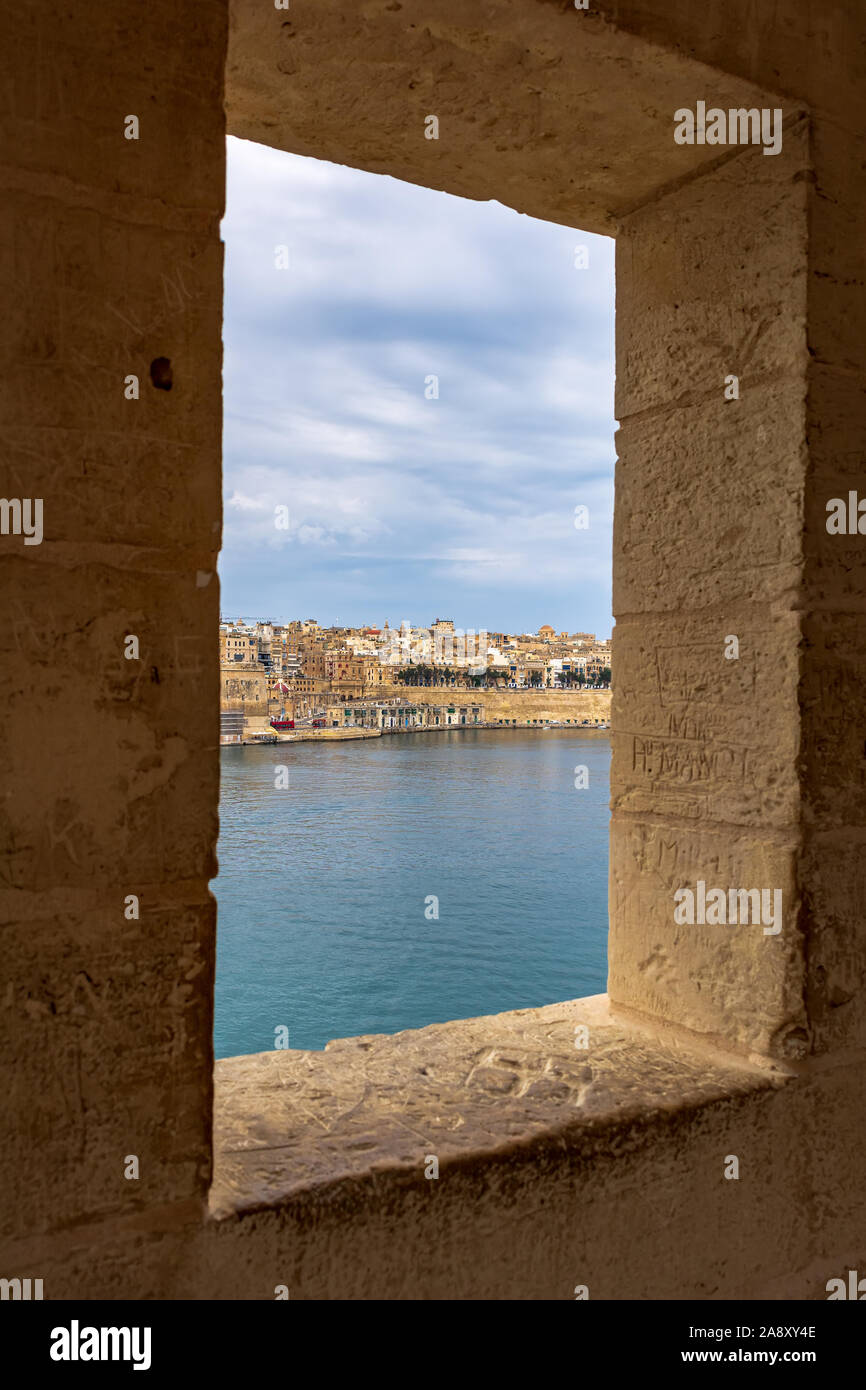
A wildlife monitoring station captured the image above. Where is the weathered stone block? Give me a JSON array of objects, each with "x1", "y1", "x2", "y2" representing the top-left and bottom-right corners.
[
  {"x1": 609, "y1": 818, "x2": 804, "y2": 1056},
  {"x1": 616, "y1": 120, "x2": 809, "y2": 421},
  {"x1": 0, "y1": 900, "x2": 213, "y2": 1239},
  {"x1": 611, "y1": 610, "x2": 800, "y2": 829},
  {"x1": 614, "y1": 382, "x2": 806, "y2": 615}
]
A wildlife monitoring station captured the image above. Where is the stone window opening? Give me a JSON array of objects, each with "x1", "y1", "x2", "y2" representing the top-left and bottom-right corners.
[{"x1": 9, "y1": 1, "x2": 863, "y2": 1303}]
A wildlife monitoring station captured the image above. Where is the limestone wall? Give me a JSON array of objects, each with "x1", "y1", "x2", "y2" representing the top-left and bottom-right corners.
[
  {"x1": 478, "y1": 688, "x2": 610, "y2": 724},
  {"x1": 344, "y1": 684, "x2": 611, "y2": 723},
  {"x1": 221, "y1": 667, "x2": 268, "y2": 715},
  {"x1": 3, "y1": 0, "x2": 865, "y2": 1305},
  {"x1": 0, "y1": 0, "x2": 227, "y2": 1262},
  {"x1": 610, "y1": 120, "x2": 811, "y2": 1059}
]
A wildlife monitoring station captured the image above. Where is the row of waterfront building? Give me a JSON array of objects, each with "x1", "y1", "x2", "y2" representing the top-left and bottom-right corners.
[
  {"x1": 220, "y1": 616, "x2": 612, "y2": 721},
  {"x1": 221, "y1": 695, "x2": 611, "y2": 744}
]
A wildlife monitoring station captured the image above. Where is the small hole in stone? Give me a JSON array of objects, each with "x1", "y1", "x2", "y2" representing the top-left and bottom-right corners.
[
  {"x1": 780, "y1": 1025, "x2": 810, "y2": 1059},
  {"x1": 150, "y1": 357, "x2": 173, "y2": 391}
]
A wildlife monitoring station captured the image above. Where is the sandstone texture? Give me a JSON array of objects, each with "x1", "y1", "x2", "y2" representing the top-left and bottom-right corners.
[{"x1": 1, "y1": 0, "x2": 864, "y2": 1299}]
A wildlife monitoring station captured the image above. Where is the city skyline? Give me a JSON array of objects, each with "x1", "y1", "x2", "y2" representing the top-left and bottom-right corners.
[{"x1": 218, "y1": 613, "x2": 606, "y2": 634}]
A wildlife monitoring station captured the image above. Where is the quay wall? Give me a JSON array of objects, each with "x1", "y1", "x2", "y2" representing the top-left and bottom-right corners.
[{"x1": 335, "y1": 685, "x2": 611, "y2": 723}]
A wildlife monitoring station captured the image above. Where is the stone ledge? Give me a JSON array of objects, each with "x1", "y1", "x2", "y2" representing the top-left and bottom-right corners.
[{"x1": 209, "y1": 994, "x2": 788, "y2": 1220}]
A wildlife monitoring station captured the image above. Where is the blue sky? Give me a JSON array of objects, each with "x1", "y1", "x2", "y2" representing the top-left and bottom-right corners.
[{"x1": 220, "y1": 136, "x2": 616, "y2": 637}]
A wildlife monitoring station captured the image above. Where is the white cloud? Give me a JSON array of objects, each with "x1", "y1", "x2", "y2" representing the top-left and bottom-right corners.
[{"x1": 221, "y1": 137, "x2": 616, "y2": 636}]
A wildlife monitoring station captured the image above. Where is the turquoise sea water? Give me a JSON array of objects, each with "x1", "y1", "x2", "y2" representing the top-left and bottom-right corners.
[{"x1": 213, "y1": 728, "x2": 610, "y2": 1058}]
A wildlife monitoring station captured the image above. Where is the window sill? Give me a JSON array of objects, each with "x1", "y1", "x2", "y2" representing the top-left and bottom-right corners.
[{"x1": 209, "y1": 994, "x2": 789, "y2": 1220}]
